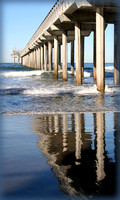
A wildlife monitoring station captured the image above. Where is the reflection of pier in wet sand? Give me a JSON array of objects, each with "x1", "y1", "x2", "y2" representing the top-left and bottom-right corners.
[{"x1": 32, "y1": 112, "x2": 120, "y2": 198}]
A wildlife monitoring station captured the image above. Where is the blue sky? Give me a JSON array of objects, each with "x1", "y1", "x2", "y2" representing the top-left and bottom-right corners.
[{"x1": 1, "y1": 0, "x2": 114, "y2": 63}]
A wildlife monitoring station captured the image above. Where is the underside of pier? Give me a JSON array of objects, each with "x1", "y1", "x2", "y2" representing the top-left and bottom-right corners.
[{"x1": 21, "y1": 0, "x2": 120, "y2": 92}]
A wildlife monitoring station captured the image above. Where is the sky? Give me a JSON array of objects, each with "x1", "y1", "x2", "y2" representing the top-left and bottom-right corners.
[{"x1": 1, "y1": 0, "x2": 114, "y2": 63}]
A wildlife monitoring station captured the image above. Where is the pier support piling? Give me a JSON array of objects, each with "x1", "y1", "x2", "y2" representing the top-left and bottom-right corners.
[
  {"x1": 37, "y1": 47, "x2": 41, "y2": 70},
  {"x1": 41, "y1": 45, "x2": 44, "y2": 70},
  {"x1": 48, "y1": 41, "x2": 52, "y2": 71},
  {"x1": 96, "y1": 7, "x2": 105, "y2": 92},
  {"x1": 81, "y1": 36, "x2": 84, "y2": 79},
  {"x1": 75, "y1": 22, "x2": 82, "y2": 85},
  {"x1": 30, "y1": 52, "x2": 32, "y2": 68},
  {"x1": 93, "y1": 30, "x2": 96, "y2": 81},
  {"x1": 114, "y1": 22, "x2": 120, "y2": 85},
  {"x1": 54, "y1": 36, "x2": 58, "y2": 78},
  {"x1": 32, "y1": 51, "x2": 34, "y2": 68},
  {"x1": 58, "y1": 44, "x2": 61, "y2": 70},
  {"x1": 62, "y1": 31, "x2": 67, "y2": 81},
  {"x1": 44, "y1": 43, "x2": 47, "y2": 71}
]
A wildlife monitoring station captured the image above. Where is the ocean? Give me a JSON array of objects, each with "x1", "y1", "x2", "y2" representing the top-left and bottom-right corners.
[
  {"x1": 0, "y1": 63, "x2": 120, "y2": 200},
  {"x1": 0, "y1": 63, "x2": 120, "y2": 114}
]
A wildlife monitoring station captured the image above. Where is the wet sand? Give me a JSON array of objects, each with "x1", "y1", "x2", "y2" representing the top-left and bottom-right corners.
[{"x1": 0, "y1": 112, "x2": 120, "y2": 200}]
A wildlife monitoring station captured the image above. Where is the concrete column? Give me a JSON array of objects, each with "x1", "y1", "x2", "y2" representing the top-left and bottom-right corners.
[
  {"x1": 96, "y1": 113, "x2": 106, "y2": 182},
  {"x1": 22, "y1": 57, "x2": 24, "y2": 66},
  {"x1": 71, "y1": 40, "x2": 74, "y2": 71},
  {"x1": 58, "y1": 44, "x2": 61, "y2": 70},
  {"x1": 28, "y1": 53, "x2": 30, "y2": 67},
  {"x1": 24, "y1": 55, "x2": 26, "y2": 66},
  {"x1": 34, "y1": 49, "x2": 36, "y2": 68},
  {"x1": 48, "y1": 41, "x2": 52, "y2": 71},
  {"x1": 75, "y1": 22, "x2": 82, "y2": 85},
  {"x1": 27, "y1": 55, "x2": 29, "y2": 67},
  {"x1": 31, "y1": 52, "x2": 33, "y2": 68},
  {"x1": 81, "y1": 36, "x2": 84, "y2": 79},
  {"x1": 32, "y1": 51, "x2": 34, "y2": 68},
  {"x1": 30, "y1": 52, "x2": 32, "y2": 68},
  {"x1": 30, "y1": 53, "x2": 32, "y2": 67},
  {"x1": 62, "y1": 31, "x2": 67, "y2": 81},
  {"x1": 41, "y1": 45, "x2": 44, "y2": 70},
  {"x1": 37, "y1": 47, "x2": 41, "y2": 70},
  {"x1": 44, "y1": 43, "x2": 47, "y2": 71},
  {"x1": 23, "y1": 56, "x2": 26, "y2": 66},
  {"x1": 93, "y1": 30, "x2": 96, "y2": 81},
  {"x1": 54, "y1": 36, "x2": 58, "y2": 78},
  {"x1": 114, "y1": 23, "x2": 120, "y2": 85},
  {"x1": 27, "y1": 54, "x2": 28, "y2": 67},
  {"x1": 96, "y1": 7, "x2": 105, "y2": 92}
]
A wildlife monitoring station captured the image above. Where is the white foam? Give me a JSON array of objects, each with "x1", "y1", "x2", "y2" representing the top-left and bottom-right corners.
[
  {"x1": 105, "y1": 85, "x2": 120, "y2": 93},
  {"x1": 76, "y1": 84, "x2": 99, "y2": 94},
  {"x1": 105, "y1": 66, "x2": 114, "y2": 71},
  {"x1": 22, "y1": 84, "x2": 100, "y2": 96},
  {"x1": 2, "y1": 70, "x2": 45, "y2": 77},
  {"x1": 2, "y1": 68, "x2": 92, "y2": 78},
  {"x1": 21, "y1": 83, "x2": 120, "y2": 96},
  {"x1": 74, "y1": 71, "x2": 92, "y2": 77}
]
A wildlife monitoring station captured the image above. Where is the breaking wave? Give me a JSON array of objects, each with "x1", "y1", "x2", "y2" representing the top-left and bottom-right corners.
[
  {"x1": 1, "y1": 70, "x2": 92, "y2": 78},
  {"x1": 1, "y1": 84, "x2": 119, "y2": 96},
  {"x1": 2, "y1": 70, "x2": 45, "y2": 77}
]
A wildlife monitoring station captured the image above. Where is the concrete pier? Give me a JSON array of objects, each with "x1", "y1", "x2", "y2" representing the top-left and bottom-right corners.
[
  {"x1": 44, "y1": 43, "x2": 47, "y2": 71},
  {"x1": 62, "y1": 31, "x2": 67, "y2": 81},
  {"x1": 54, "y1": 36, "x2": 58, "y2": 78},
  {"x1": 114, "y1": 22, "x2": 120, "y2": 85},
  {"x1": 21, "y1": 0, "x2": 119, "y2": 92},
  {"x1": 48, "y1": 41, "x2": 52, "y2": 71},
  {"x1": 37, "y1": 47, "x2": 41, "y2": 70},
  {"x1": 41, "y1": 46, "x2": 44, "y2": 70},
  {"x1": 75, "y1": 22, "x2": 82, "y2": 85},
  {"x1": 93, "y1": 30, "x2": 96, "y2": 81},
  {"x1": 96, "y1": 7, "x2": 105, "y2": 92},
  {"x1": 58, "y1": 44, "x2": 61, "y2": 70}
]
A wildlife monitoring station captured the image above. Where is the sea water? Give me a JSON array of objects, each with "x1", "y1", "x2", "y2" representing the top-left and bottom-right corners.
[
  {"x1": 0, "y1": 63, "x2": 120, "y2": 200},
  {"x1": 0, "y1": 63, "x2": 120, "y2": 114}
]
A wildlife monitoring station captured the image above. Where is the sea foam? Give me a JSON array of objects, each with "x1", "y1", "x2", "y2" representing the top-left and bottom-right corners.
[
  {"x1": 2, "y1": 70, "x2": 45, "y2": 77},
  {"x1": 2, "y1": 69, "x2": 92, "y2": 78}
]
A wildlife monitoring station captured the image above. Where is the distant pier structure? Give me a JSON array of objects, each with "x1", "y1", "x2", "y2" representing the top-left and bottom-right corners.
[
  {"x1": 11, "y1": 49, "x2": 21, "y2": 64},
  {"x1": 21, "y1": 0, "x2": 120, "y2": 92}
]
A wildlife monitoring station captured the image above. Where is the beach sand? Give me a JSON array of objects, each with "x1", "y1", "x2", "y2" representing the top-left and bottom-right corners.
[{"x1": 0, "y1": 112, "x2": 120, "y2": 200}]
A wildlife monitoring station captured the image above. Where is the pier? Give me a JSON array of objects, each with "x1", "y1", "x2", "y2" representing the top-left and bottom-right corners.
[
  {"x1": 21, "y1": 0, "x2": 120, "y2": 92},
  {"x1": 10, "y1": 49, "x2": 21, "y2": 64}
]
